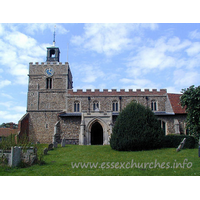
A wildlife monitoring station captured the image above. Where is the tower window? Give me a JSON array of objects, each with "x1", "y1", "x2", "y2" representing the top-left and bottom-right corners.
[
  {"x1": 112, "y1": 100, "x2": 118, "y2": 111},
  {"x1": 151, "y1": 100, "x2": 157, "y2": 111},
  {"x1": 50, "y1": 49, "x2": 55, "y2": 58},
  {"x1": 46, "y1": 78, "x2": 52, "y2": 89},
  {"x1": 93, "y1": 101, "x2": 99, "y2": 111},
  {"x1": 74, "y1": 101, "x2": 80, "y2": 112}
]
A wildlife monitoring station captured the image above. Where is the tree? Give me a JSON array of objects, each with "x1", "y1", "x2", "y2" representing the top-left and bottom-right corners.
[
  {"x1": 110, "y1": 101, "x2": 164, "y2": 151},
  {"x1": 180, "y1": 85, "x2": 200, "y2": 139}
]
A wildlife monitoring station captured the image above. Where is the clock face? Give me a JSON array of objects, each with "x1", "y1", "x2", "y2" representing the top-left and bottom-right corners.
[{"x1": 45, "y1": 68, "x2": 54, "y2": 77}]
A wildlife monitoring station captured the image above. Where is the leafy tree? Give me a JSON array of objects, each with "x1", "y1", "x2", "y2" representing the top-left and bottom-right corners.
[
  {"x1": 0, "y1": 122, "x2": 18, "y2": 129},
  {"x1": 180, "y1": 85, "x2": 200, "y2": 139},
  {"x1": 110, "y1": 101, "x2": 164, "y2": 151}
]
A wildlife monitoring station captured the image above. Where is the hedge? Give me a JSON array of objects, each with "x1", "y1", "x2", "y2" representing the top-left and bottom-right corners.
[{"x1": 162, "y1": 135, "x2": 196, "y2": 149}]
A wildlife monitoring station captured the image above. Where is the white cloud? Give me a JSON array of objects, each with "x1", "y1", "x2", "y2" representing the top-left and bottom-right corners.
[
  {"x1": 189, "y1": 29, "x2": 200, "y2": 39},
  {"x1": 0, "y1": 111, "x2": 24, "y2": 123},
  {"x1": 0, "y1": 79, "x2": 11, "y2": 88},
  {"x1": 166, "y1": 86, "x2": 181, "y2": 94},
  {"x1": 0, "y1": 24, "x2": 4, "y2": 36},
  {"x1": 0, "y1": 26, "x2": 46, "y2": 85},
  {"x1": 73, "y1": 84, "x2": 96, "y2": 91},
  {"x1": 185, "y1": 42, "x2": 200, "y2": 56},
  {"x1": 0, "y1": 101, "x2": 13, "y2": 108},
  {"x1": 12, "y1": 106, "x2": 26, "y2": 113},
  {"x1": 0, "y1": 101, "x2": 26, "y2": 112},
  {"x1": 71, "y1": 23, "x2": 158, "y2": 57},
  {"x1": 24, "y1": 23, "x2": 69, "y2": 35},
  {"x1": 173, "y1": 70, "x2": 200, "y2": 88},
  {"x1": 140, "y1": 23, "x2": 159, "y2": 31},
  {"x1": 0, "y1": 93, "x2": 13, "y2": 99},
  {"x1": 0, "y1": 101, "x2": 26, "y2": 123},
  {"x1": 71, "y1": 35, "x2": 84, "y2": 46},
  {"x1": 14, "y1": 75, "x2": 28, "y2": 85},
  {"x1": 120, "y1": 78, "x2": 157, "y2": 89},
  {"x1": 4, "y1": 31, "x2": 37, "y2": 49},
  {"x1": 73, "y1": 63, "x2": 105, "y2": 83},
  {"x1": 126, "y1": 36, "x2": 192, "y2": 78}
]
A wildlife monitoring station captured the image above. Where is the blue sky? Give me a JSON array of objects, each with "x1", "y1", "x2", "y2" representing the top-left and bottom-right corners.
[{"x1": 1, "y1": 23, "x2": 200, "y2": 123}]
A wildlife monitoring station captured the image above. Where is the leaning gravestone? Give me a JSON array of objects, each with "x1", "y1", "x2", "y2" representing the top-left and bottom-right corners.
[
  {"x1": 61, "y1": 138, "x2": 66, "y2": 147},
  {"x1": 48, "y1": 143, "x2": 53, "y2": 151},
  {"x1": 44, "y1": 148, "x2": 48, "y2": 155},
  {"x1": 176, "y1": 138, "x2": 186, "y2": 152},
  {"x1": 53, "y1": 141, "x2": 57, "y2": 148}
]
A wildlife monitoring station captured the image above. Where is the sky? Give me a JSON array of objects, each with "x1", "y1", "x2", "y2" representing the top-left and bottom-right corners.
[
  {"x1": 1, "y1": 23, "x2": 200, "y2": 124},
  {"x1": 0, "y1": 1, "x2": 199, "y2": 197}
]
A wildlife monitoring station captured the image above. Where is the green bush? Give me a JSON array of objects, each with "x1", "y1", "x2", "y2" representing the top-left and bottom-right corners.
[
  {"x1": 162, "y1": 135, "x2": 196, "y2": 149},
  {"x1": 110, "y1": 102, "x2": 164, "y2": 151},
  {"x1": 0, "y1": 134, "x2": 16, "y2": 150}
]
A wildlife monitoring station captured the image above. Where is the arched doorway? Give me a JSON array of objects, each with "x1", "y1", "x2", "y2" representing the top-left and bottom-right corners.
[{"x1": 91, "y1": 122, "x2": 103, "y2": 145}]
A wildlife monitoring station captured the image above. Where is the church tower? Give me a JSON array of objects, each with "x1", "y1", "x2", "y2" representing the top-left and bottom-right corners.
[
  {"x1": 26, "y1": 31, "x2": 73, "y2": 143},
  {"x1": 46, "y1": 29, "x2": 60, "y2": 62}
]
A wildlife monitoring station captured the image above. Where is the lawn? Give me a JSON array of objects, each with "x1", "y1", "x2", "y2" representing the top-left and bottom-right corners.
[{"x1": 0, "y1": 145, "x2": 199, "y2": 176}]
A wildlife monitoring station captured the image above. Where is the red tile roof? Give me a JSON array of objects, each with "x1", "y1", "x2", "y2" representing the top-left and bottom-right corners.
[
  {"x1": 167, "y1": 93, "x2": 186, "y2": 114},
  {"x1": 0, "y1": 128, "x2": 19, "y2": 137}
]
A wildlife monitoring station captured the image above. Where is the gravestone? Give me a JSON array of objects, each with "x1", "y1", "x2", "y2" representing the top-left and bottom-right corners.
[
  {"x1": 61, "y1": 138, "x2": 66, "y2": 147},
  {"x1": 44, "y1": 148, "x2": 48, "y2": 155},
  {"x1": 53, "y1": 141, "x2": 57, "y2": 148},
  {"x1": 176, "y1": 138, "x2": 186, "y2": 152},
  {"x1": 48, "y1": 143, "x2": 53, "y2": 151}
]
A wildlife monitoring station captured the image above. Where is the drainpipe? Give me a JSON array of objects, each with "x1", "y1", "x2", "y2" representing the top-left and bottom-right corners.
[
  {"x1": 119, "y1": 96, "x2": 122, "y2": 112},
  {"x1": 88, "y1": 97, "x2": 91, "y2": 114},
  {"x1": 146, "y1": 96, "x2": 149, "y2": 108}
]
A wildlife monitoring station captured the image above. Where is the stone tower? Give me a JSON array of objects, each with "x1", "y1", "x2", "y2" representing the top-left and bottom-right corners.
[{"x1": 27, "y1": 41, "x2": 73, "y2": 143}]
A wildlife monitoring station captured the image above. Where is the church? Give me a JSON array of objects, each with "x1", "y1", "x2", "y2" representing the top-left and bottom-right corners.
[{"x1": 18, "y1": 40, "x2": 187, "y2": 145}]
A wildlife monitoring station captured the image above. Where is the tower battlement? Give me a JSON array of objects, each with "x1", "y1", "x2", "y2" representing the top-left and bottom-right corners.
[
  {"x1": 67, "y1": 89, "x2": 167, "y2": 96},
  {"x1": 29, "y1": 62, "x2": 69, "y2": 66}
]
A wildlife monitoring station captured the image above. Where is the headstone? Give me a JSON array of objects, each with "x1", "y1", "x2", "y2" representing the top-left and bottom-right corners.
[
  {"x1": 53, "y1": 141, "x2": 57, "y2": 148},
  {"x1": 9, "y1": 146, "x2": 22, "y2": 167},
  {"x1": 61, "y1": 138, "x2": 66, "y2": 147},
  {"x1": 48, "y1": 143, "x2": 53, "y2": 151},
  {"x1": 43, "y1": 148, "x2": 48, "y2": 155},
  {"x1": 29, "y1": 154, "x2": 37, "y2": 165},
  {"x1": 176, "y1": 138, "x2": 186, "y2": 152},
  {"x1": 174, "y1": 119, "x2": 180, "y2": 134}
]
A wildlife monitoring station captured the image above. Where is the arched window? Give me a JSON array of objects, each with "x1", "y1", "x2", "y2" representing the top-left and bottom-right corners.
[
  {"x1": 112, "y1": 100, "x2": 119, "y2": 111},
  {"x1": 132, "y1": 99, "x2": 137, "y2": 103},
  {"x1": 159, "y1": 120, "x2": 166, "y2": 135},
  {"x1": 93, "y1": 101, "x2": 99, "y2": 111},
  {"x1": 151, "y1": 100, "x2": 157, "y2": 111},
  {"x1": 74, "y1": 101, "x2": 80, "y2": 112},
  {"x1": 46, "y1": 78, "x2": 52, "y2": 89}
]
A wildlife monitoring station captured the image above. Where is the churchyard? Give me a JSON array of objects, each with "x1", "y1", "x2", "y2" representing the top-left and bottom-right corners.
[{"x1": 0, "y1": 144, "x2": 200, "y2": 176}]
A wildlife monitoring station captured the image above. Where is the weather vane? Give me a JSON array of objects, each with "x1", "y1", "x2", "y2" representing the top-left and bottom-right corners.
[{"x1": 53, "y1": 25, "x2": 56, "y2": 46}]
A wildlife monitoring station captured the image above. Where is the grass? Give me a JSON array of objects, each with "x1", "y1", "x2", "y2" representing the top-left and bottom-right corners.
[{"x1": 0, "y1": 145, "x2": 200, "y2": 176}]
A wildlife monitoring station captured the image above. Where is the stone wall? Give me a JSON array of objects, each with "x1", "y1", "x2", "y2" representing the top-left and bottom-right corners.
[
  {"x1": 67, "y1": 94, "x2": 167, "y2": 113},
  {"x1": 27, "y1": 62, "x2": 72, "y2": 112},
  {"x1": 157, "y1": 114, "x2": 187, "y2": 135},
  {"x1": 28, "y1": 111, "x2": 59, "y2": 143},
  {"x1": 59, "y1": 117, "x2": 81, "y2": 140}
]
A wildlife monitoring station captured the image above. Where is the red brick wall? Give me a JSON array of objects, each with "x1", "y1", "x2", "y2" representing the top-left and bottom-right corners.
[{"x1": 18, "y1": 113, "x2": 29, "y2": 140}]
